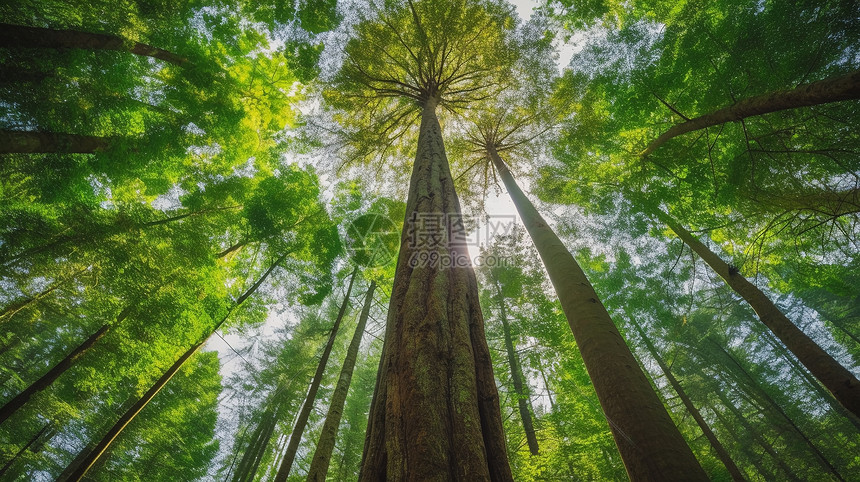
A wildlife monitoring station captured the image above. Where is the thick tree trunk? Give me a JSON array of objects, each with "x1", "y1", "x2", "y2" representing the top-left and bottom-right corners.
[
  {"x1": 0, "y1": 23, "x2": 188, "y2": 66},
  {"x1": 360, "y1": 98, "x2": 512, "y2": 481},
  {"x1": 62, "y1": 254, "x2": 287, "y2": 481},
  {"x1": 488, "y1": 148, "x2": 706, "y2": 481},
  {"x1": 0, "y1": 130, "x2": 112, "y2": 154},
  {"x1": 307, "y1": 280, "x2": 377, "y2": 481},
  {"x1": 273, "y1": 267, "x2": 359, "y2": 482},
  {"x1": 631, "y1": 322, "x2": 746, "y2": 481},
  {"x1": 494, "y1": 282, "x2": 539, "y2": 456},
  {"x1": 641, "y1": 69, "x2": 860, "y2": 156},
  {"x1": 654, "y1": 208, "x2": 860, "y2": 419}
]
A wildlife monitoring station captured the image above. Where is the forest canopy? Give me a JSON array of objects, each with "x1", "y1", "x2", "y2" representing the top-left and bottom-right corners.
[{"x1": 1, "y1": 0, "x2": 858, "y2": 480}]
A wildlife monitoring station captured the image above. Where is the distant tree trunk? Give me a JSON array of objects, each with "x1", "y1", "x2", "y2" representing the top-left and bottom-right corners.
[
  {"x1": 654, "y1": 208, "x2": 860, "y2": 419},
  {"x1": 0, "y1": 422, "x2": 51, "y2": 478},
  {"x1": 534, "y1": 353, "x2": 555, "y2": 410},
  {"x1": 0, "y1": 265, "x2": 88, "y2": 324},
  {"x1": 360, "y1": 97, "x2": 512, "y2": 481},
  {"x1": 711, "y1": 341, "x2": 845, "y2": 481},
  {"x1": 273, "y1": 267, "x2": 359, "y2": 482},
  {"x1": 712, "y1": 390, "x2": 799, "y2": 482},
  {"x1": 710, "y1": 407, "x2": 776, "y2": 481},
  {"x1": 62, "y1": 253, "x2": 287, "y2": 481},
  {"x1": 640, "y1": 69, "x2": 860, "y2": 156},
  {"x1": 631, "y1": 322, "x2": 747, "y2": 481},
  {"x1": 0, "y1": 320, "x2": 115, "y2": 424},
  {"x1": 307, "y1": 280, "x2": 377, "y2": 481},
  {"x1": 0, "y1": 130, "x2": 113, "y2": 154},
  {"x1": 493, "y1": 280, "x2": 539, "y2": 456},
  {"x1": 0, "y1": 23, "x2": 188, "y2": 66},
  {"x1": 489, "y1": 148, "x2": 706, "y2": 480},
  {"x1": 754, "y1": 187, "x2": 860, "y2": 218},
  {"x1": 0, "y1": 68, "x2": 50, "y2": 85},
  {"x1": 231, "y1": 408, "x2": 279, "y2": 482}
]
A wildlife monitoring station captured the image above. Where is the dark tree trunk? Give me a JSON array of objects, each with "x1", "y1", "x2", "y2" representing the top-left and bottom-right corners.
[
  {"x1": 654, "y1": 208, "x2": 860, "y2": 419},
  {"x1": 360, "y1": 97, "x2": 512, "y2": 481},
  {"x1": 0, "y1": 422, "x2": 51, "y2": 478},
  {"x1": 0, "y1": 130, "x2": 112, "y2": 153},
  {"x1": 273, "y1": 267, "x2": 359, "y2": 482},
  {"x1": 0, "y1": 23, "x2": 188, "y2": 66},
  {"x1": 62, "y1": 254, "x2": 287, "y2": 481},
  {"x1": 307, "y1": 280, "x2": 377, "y2": 481},
  {"x1": 489, "y1": 149, "x2": 706, "y2": 480},
  {"x1": 641, "y1": 69, "x2": 860, "y2": 156},
  {"x1": 631, "y1": 322, "x2": 746, "y2": 481},
  {"x1": 493, "y1": 281, "x2": 539, "y2": 456}
]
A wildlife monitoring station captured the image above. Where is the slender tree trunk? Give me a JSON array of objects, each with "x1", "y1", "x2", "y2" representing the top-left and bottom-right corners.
[
  {"x1": 0, "y1": 321, "x2": 114, "y2": 424},
  {"x1": 713, "y1": 389, "x2": 800, "y2": 482},
  {"x1": 488, "y1": 148, "x2": 706, "y2": 480},
  {"x1": 654, "y1": 208, "x2": 860, "y2": 418},
  {"x1": 0, "y1": 68, "x2": 50, "y2": 85},
  {"x1": 710, "y1": 407, "x2": 776, "y2": 481},
  {"x1": 641, "y1": 69, "x2": 860, "y2": 156},
  {"x1": 307, "y1": 280, "x2": 377, "y2": 481},
  {"x1": 757, "y1": 327, "x2": 860, "y2": 431},
  {"x1": 631, "y1": 322, "x2": 746, "y2": 481},
  {"x1": 534, "y1": 353, "x2": 555, "y2": 410},
  {"x1": 274, "y1": 267, "x2": 359, "y2": 482},
  {"x1": 232, "y1": 408, "x2": 278, "y2": 482},
  {"x1": 0, "y1": 23, "x2": 188, "y2": 66},
  {"x1": 712, "y1": 341, "x2": 845, "y2": 481},
  {"x1": 493, "y1": 281, "x2": 539, "y2": 456},
  {"x1": 360, "y1": 97, "x2": 512, "y2": 481},
  {"x1": 0, "y1": 265, "x2": 88, "y2": 324},
  {"x1": 0, "y1": 422, "x2": 50, "y2": 478},
  {"x1": 62, "y1": 253, "x2": 287, "y2": 481},
  {"x1": 0, "y1": 130, "x2": 112, "y2": 154}
]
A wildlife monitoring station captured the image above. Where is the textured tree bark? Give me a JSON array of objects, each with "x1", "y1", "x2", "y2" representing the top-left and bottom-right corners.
[
  {"x1": 641, "y1": 69, "x2": 860, "y2": 156},
  {"x1": 0, "y1": 130, "x2": 112, "y2": 153},
  {"x1": 654, "y1": 208, "x2": 860, "y2": 419},
  {"x1": 631, "y1": 322, "x2": 746, "y2": 481},
  {"x1": 62, "y1": 253, "x2": 287, "y2": 481},
  {"x1": 359, "y1": 97, "x2": 512, "y2": 481},
  {"x1": 0, "y1": 23, "x2": 188, "y2": 66},
  {"x1": 308, "y1": 280, "x2": 377, "y2": 481},
  {"x1": 273, "y1": 267, "x2": 359, "y2": 482},
  {"x1": 489, "y1": 148, "x2": 706, "y2": 481},
  {"x1": 493, "y1": 281, "x2": 539, "y2": 456}
]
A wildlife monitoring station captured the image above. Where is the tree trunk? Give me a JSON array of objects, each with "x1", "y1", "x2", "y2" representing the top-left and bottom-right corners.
[
  {"x1": 494, "y1": 281, "x2": 539, "y2": 456},
  {"x1": 631, "y1": 322, "x2": 746, "y2": 481},
  {"x1": 0, "y1": 320, "x2": 115, "y2": 424},
  {"x1": 232, "y1": 408, "x2": 279, "y2": 482},
  {"x1": 711, "y1": 341, "x2": 844, "y2": 481},
  {"x1": 654, "y1": 208, "x2": 860, "y2": 419},
  {"x1": 710, "y1": 406, "x2": 776, "y2": 481},
  {"x1": 62, "y1": 253, "x2": 287, "y2": 481},
  {"x1": 0, "y1": 130, "x2": 112, "y2": 154},
  {"x1": 641, "y1": 69, "x2": 860, "y2": 156},
  {"x1": 713, "y1": 389, "x2": 800, "y2": 482},
  {"x1": 534, "y1": 353, "x2": 555, "y2": 410},
  {"x1": 757, "y1": 327, "x2": 860, "y2": 431},
  {"x1": 360, "y1": 97, "x2": 512, "y2": 481},
  {"x1": 488, "y1": 148, "x2": 706, "y2": 481},
  {"x1": 307, "y1": 280, "x2": 377, "y2": 481},
  {"x1": 0, "y1": 265, "x2": 88, "y2": 324},
  {"x1": 0, "y1": 23, "x2": 188, "y2": 66},
  {"x1": 0, "y1": 422, "x2": 51, "y2": 478},
  {"x1": 273, "y1": 267, "x2": 359, "y2": 482}
]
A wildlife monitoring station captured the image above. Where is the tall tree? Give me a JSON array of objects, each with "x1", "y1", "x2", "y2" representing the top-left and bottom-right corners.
[{"x1": 327, "y1": 1, "x2": 518, "y2": 478}]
